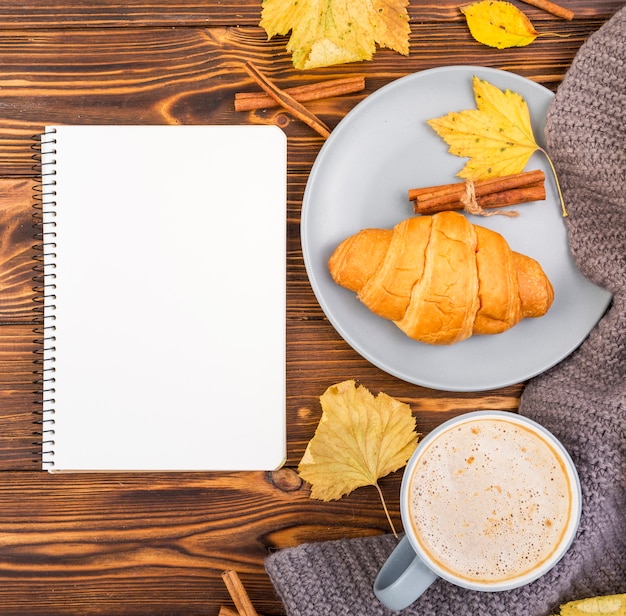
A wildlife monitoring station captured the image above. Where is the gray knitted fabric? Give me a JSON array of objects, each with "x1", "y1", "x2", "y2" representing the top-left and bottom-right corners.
[{"x1": 266, "y1": 7, "x2": 626, "y2": 616}]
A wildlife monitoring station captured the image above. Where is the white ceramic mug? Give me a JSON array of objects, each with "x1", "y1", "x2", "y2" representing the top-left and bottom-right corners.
[{"x1": 374, "y1": 411, "x2": 581, "y2": 611}]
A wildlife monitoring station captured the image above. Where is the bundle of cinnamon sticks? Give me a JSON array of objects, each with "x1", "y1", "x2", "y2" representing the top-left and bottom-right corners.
[
  {"x1": 235, "y1": 61, "x2": 365, "y2": 139},
  {"x1": 235, "y1": 74, "x2": 366, "y2": 112},
  {"x1": 409, "y1": 169, "x2": 546, "y2": 215}
]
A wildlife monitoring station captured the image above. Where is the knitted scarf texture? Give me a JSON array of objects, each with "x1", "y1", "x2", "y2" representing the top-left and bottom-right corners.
[{"x1": 265, "y1": 7, "x2": 626, "y2": 615}]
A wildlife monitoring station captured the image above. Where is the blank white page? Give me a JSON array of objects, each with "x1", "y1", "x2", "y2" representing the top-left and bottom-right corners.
[{"x1": 40, "y1": 125, "x2": 286, "y2": 471}]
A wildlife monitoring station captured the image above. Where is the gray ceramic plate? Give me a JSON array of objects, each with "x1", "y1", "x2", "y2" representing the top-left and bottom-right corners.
[{"x1": 301, "y1": 66, "x2": 612, "y2": 392}]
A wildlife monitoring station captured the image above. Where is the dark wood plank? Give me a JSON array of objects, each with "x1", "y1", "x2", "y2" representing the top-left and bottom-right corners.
[
  {"x1": 0, "y1": 391, "x2": 39, "y2": 469},
  {"x1": 0, "y1": 179, "x2": 38, "y2": 321},
  {"x1": 0, "y1": 324, "x2": 42, "y2": 469},
  {"x1": 0, "y1": 470, "x2": 399, "y2": 615},
  {"x1": 0, "y1": 0, "x2": 620, "y2": 27}
]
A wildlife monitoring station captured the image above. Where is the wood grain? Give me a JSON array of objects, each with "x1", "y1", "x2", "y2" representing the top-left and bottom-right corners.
[
  {"x1": 0, "y1": 0, "x2": 619, "y2": 27},
  {"x1": 0, "y1": 1, "x2": 621, "y2": 613},
  {"x1": 0, "y1": 470, "x2": 399, "y2": 615}
]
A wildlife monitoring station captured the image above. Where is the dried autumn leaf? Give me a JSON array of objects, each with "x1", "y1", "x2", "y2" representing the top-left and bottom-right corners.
[
  {"x1": 259, "y1": 0, "x2": 410, "y2": 70},
  {"x1": 559, "y1": 593, "x2": 626, "y2": 615},
  {"x1": 461, "y1": 0, "x2": 538, "y2": 49},
  {"x1": 427, "y1": 76, "x2": 567, "y2": 214},
  {"x1": 428, "y1": 76, "x2": 540, "y2": 180},
  {"x1": 298, "y1": 380, "x2": 418, "y2": 533}
]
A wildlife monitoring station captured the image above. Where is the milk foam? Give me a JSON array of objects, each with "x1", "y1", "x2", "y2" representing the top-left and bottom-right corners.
[{"x1": 408, "y1": 418, "x2": 572, "y2": 584}]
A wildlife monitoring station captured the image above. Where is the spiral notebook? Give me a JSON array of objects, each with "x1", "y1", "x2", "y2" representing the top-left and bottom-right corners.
[{"x1": 34, "y1": 125, "x2": 287, "y2": 472}]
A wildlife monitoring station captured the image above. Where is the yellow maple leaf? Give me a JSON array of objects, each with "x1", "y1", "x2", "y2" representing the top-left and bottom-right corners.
[
  {"x1": 298, "y1": 380, "x2": 418, "y2": 534},
  {"x1": 461, "y1": 0, "x2": 538, "y2": 49},
  {"x1": 427, "y1": 76, "x2": 567, "y2": 215},
  {"x1": 428, "y1": 75, "x2": 540, "y2": 180},
  {"x1": 260, "y1": 0, "x2": 410, "y2": 70}
]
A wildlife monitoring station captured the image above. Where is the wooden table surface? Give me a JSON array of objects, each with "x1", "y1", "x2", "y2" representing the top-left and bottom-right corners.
[{"x1": 0, "y1": 1, "x2": 622, "y2": 614}]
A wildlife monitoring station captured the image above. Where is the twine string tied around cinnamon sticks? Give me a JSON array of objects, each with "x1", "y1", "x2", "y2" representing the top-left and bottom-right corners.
[{"x1": 460, "y1": 178, "x2": 519, "y2": 217}]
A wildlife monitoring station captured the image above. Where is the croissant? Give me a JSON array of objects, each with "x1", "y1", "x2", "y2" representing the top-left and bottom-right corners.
[{"x1": 328, "y1": 211, "x2": 554, "y2": 345}]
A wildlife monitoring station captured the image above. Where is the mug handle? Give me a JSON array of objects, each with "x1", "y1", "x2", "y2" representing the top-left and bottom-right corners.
[{"x1": 373, "y1": 535, "x2": 438, "y2": 611}]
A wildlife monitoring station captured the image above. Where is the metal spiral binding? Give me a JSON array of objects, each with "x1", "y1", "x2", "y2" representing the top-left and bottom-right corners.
[{"x1": 31, "y1": 127, "x2": 57, "y2": 470}]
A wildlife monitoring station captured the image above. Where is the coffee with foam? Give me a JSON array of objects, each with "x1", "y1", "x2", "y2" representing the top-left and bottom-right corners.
[{"x1": 408, "y1": 416, "x2": 575, "y2": 585}]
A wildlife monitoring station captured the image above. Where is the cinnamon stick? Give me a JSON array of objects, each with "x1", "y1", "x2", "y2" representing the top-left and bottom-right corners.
[
  {"x1": 243, "y1": 61, "x2": 331, "y2": 139},
  {"x1": 235, "y1": 76, "x2": 365, "y2": 112},
  {"x1": 218, "y1": 607, "x2": 240, "y2": 616},
  {"x1": 417, "y1": 185, "x2": 545, "y2": 214},
  {"x1": 410, "y1": 170, "x2": 546, "y2": 214},
  {"x1": 409, "y1": 170, "x2": 544, "y2": 202},
  {"x1": 518, "y1": 0, "x2": 573, "y2": 20},
  {"x1": 221, "y1": 570, "x2": 259, "y2": 616}
]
